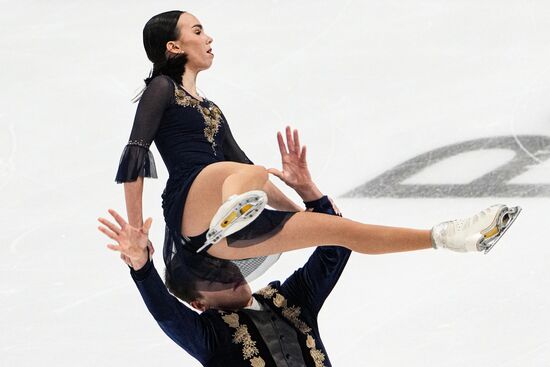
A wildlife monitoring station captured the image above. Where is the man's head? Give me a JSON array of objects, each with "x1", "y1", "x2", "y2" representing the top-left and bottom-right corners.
[
  {"x1": 164, "y1": 245, "x2": 254, "y2": 312},
  {"x1": 165, "y1": 268, "x2": 253, "y2": 312}
]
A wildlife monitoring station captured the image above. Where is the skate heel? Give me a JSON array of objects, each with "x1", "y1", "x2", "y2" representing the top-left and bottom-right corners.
[
  {"x1": 478, "y1": 206, "x2": 522, "y2": 254},
  {"x1": 196, "y1": 190, "x2": 268, "y2": 253}
]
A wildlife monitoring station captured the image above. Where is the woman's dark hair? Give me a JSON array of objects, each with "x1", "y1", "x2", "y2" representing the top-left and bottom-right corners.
[{"x1": 133, "y1": 10, "x2": 188, "y2": 102}]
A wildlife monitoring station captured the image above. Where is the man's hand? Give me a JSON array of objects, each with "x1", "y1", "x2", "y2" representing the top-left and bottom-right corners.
[
  {"x1": 97, "y1": 209, "x2": 153, "y2": 271},
  {"x1": 268, "y1": 126, "x2": 322, "y2": 201}
]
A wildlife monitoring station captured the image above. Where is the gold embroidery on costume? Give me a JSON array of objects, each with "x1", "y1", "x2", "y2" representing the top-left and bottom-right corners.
[
  {"x1": 273, "y1": 293, "x2": 287, "y2": 308},
  {"x1": 219, "y1": 311, "x2": 265, "y2": 365},
  {"x1": 255, "y1": 286, "x2": 326, "y2": 367},
  {"x1": 234, "y1": 325, "x2": 259, "y2": 359},
  {"x1": 222, "y1": 313, "x2": 240, "y2": 328},
  {"x1": 173, "y1": 83, "x2": 222, "y2": 155},
  {"x1": 306, "y1": 335, "x2": 316, "y2": 349},
  {"x1": 282, "y1": 306, "x2": 311, "y2": 334},
  {"x1": 256, "y1": 285, "x2": 277, "y2": 298},
  {"x1": 250, "y1": 356, "x2": 266, "y2": 367},
  {"x1": 310, "y1": 348, "x2": 326, "y2": 366}
]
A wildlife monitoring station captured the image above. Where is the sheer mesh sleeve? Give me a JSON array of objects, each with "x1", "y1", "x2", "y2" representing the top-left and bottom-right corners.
[
  {"x1": 222, "y1": 119, "x2": 254, "y2": 165},
  {"x1": 115, "y1": 76, "x2": 174, "y2": 183}
]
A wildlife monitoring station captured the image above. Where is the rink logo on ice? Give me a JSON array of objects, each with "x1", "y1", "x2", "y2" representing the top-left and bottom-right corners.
[{"x1": 344, "y1": 135, "x2": 550, "y2": 198}]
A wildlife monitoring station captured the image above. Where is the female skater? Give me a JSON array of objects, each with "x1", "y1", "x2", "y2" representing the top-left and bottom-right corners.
[{"x1": 115, "y1": 10, "x2": 520, "y2": 287}]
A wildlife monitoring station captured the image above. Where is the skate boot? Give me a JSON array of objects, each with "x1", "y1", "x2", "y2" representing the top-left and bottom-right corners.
[
  {"x1": 196, "y1": 190, "x2": 268, "y2": 253},
  {"x1": 431, "y1": 204, "x2": 522, "y2": 253}
]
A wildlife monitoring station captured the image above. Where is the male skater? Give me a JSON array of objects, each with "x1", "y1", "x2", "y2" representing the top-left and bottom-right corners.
[
  {"x1": 99, "y1": 129, "x2": 349, "y2": 366},
  {"x1": 100, "y1": 190, "x2": 343, "y2": 366}
]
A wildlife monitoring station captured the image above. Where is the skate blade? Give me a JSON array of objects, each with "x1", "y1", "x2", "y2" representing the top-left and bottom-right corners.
[
  {"x1": 196, "y1": 193, "x2": 266, "y2": 253},
  {"x1": 479, "y1": 206, "x2": 522, "y2": 254}
]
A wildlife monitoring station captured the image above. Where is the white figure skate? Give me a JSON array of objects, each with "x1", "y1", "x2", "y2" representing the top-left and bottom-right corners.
[
  {"x1": 431, "y1": 204, "x2": 522, "y2": 253},
  {"x1": 196, "y1": 190, "x2": 268, "y2": 253}
]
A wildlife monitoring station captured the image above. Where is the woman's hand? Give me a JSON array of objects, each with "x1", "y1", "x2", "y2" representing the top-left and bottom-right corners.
[
  {"x1": 268, "y1": 126, "x2": 313, "y2": 191},
  {"x1": 98, "y1": 209, "x2": 153, "y2": 270}
]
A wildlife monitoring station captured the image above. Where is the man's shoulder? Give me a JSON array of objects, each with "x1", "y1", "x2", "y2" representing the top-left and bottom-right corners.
[
  {"x1": 252, "y1": 281, "x2": 302, "y2": 307},
  {"x1": 253, "y1": 281, "x2": 282, "y2": 297}
]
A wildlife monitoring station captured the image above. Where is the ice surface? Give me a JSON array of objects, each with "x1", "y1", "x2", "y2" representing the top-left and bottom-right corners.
[{"x1": 1, "y1": 1, "x2": 549, "y2": 366}]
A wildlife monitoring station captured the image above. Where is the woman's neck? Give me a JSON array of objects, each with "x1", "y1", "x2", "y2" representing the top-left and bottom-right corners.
[{"x1": 181, "y1": 70, "x2": 199, "y2": 97}]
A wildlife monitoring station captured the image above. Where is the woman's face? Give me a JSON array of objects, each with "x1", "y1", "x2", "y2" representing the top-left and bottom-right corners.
[{"x1": 168, "y1": 12, "x2": 214, "y2": 72}]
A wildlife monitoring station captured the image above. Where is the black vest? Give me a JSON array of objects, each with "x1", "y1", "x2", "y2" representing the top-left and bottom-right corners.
[{"x1": 206, "y1": 283, "x2": 329, "y2": 367}]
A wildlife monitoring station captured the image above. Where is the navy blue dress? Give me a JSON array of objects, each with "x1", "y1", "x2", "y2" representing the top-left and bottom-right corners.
[{"x1": 115, "y1": 75, "x2": 298, "y2": 286}]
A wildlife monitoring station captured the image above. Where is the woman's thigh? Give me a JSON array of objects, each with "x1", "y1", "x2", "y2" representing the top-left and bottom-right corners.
[
  {"x1": 182, "y1": 161, "x2": 266, "y2": 236},
  {"x1": 206, "y1": 211, "x2": 352, "y2": 259}
]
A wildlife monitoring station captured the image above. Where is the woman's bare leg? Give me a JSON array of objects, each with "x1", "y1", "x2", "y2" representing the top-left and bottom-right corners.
[
  {"x1": 182, "y1": 161, "x2": 269, "y2": 236},
  {"x1": 206, "y1": 211, "x2": 432, "y2": 259},
  {"x1": 221, "y1": 165, "x2": 268, "y2": 202}
]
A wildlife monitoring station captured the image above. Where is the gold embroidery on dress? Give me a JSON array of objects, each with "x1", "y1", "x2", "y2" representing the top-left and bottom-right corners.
[
  {"x1": 219, "y1": 311, "x2": 265, "y2": 365},
  {"x1": 255, "y1": 287, "x2": 326, "y2": 367},
  {"x1": 173, "y1": 83, "x2": 222, "y2": 155}
]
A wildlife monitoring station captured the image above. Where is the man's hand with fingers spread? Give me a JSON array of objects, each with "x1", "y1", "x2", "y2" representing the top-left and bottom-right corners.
[{"x1": 97, "y1": 209, "x2": 153, "y2": 271}]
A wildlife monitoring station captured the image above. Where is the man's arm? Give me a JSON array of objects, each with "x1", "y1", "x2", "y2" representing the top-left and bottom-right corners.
[
  {"x1": 130, "y1": 259, "x2": 213, "y2": 362},
  {"x1": 97, "y1": 211, "x2": 213, "y2": 363}
]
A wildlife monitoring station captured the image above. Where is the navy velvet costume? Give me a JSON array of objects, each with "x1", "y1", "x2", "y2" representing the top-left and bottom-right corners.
[
  {"x1": 115, "y1": 75, "x2": 298, "y2": 282},
  {"x1": 131, "y1": 195, "x2": 350, "y2": 367}
]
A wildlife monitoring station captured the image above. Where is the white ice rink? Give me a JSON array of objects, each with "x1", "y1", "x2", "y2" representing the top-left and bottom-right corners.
[{"x1": 2, "y1": 1, "x2": 550, "y2": 366}]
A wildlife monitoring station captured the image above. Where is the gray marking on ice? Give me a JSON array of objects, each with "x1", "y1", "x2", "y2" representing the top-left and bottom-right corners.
[{"x1": 343, "y1": 135, "x2": 550, "y2": 198}]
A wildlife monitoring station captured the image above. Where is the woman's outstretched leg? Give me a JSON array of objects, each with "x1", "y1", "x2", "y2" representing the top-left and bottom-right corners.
[
  {"x1": 206, "y1": 203, "x2": 521, "y2": 260},
  {"x1": 207, "y1": 211, "x2": 432, "y2": 259}
]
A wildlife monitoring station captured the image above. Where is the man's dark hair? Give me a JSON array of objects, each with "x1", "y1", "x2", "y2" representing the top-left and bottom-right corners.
[{"x1": 164, "y1": 265, "x2": 201, "y2": 303}]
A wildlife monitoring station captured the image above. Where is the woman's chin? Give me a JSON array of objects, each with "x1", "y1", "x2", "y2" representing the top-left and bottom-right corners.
[{"x1": 192, "y1": 61, "x2": 213, "y2": 72}]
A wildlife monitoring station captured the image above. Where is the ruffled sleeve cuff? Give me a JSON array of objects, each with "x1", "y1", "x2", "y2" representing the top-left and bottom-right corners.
[{"x1": 115, "y1": 144, "x2": 158, "y2": 183}]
